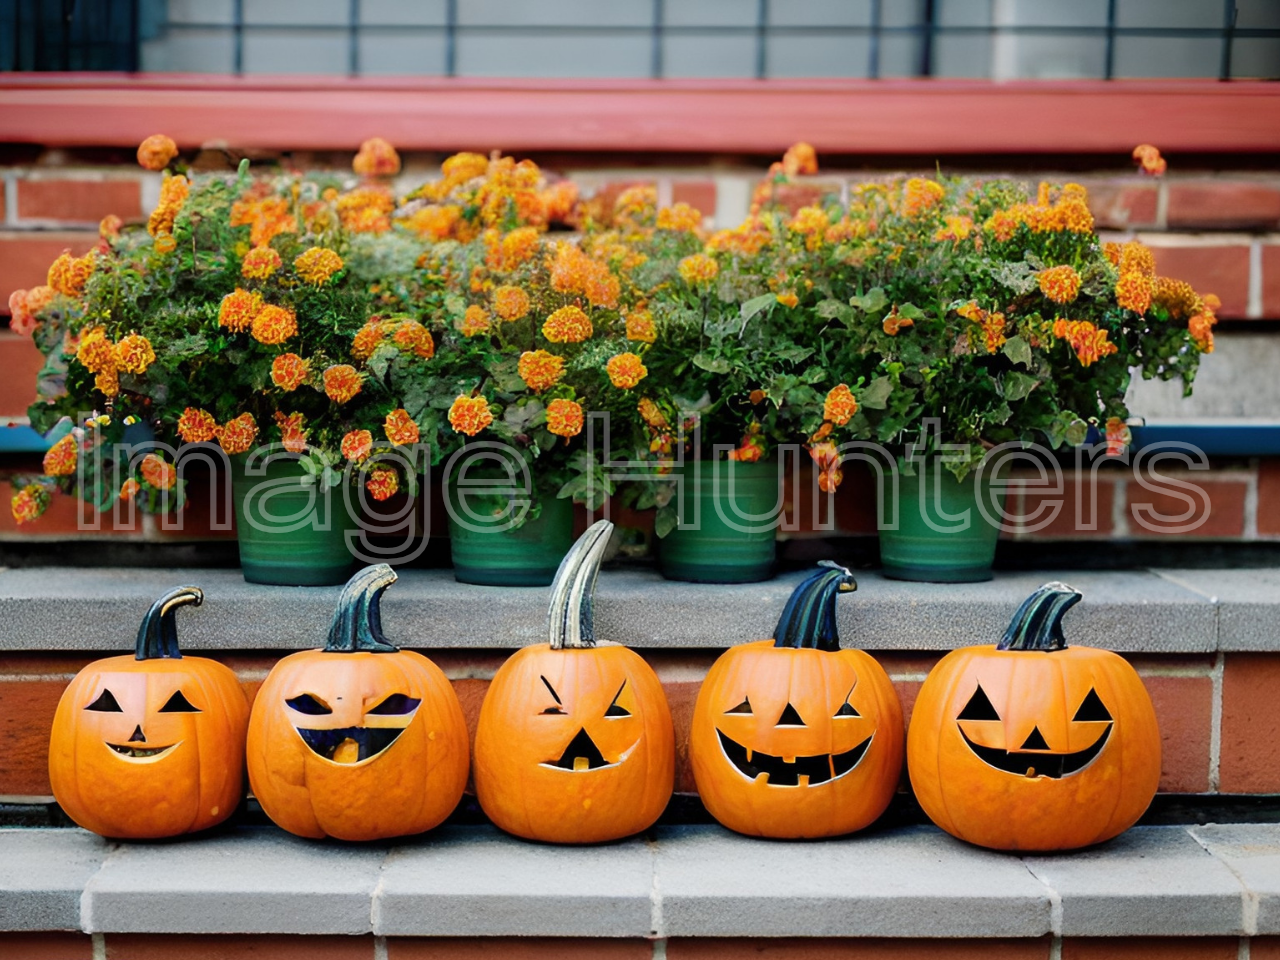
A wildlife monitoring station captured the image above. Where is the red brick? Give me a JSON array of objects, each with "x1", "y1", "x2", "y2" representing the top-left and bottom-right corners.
[
  {"x1": 1127, "y1": 478, "x2": 1245, "y2": 538},
  {"x1": 1167, "y1": 180, "x2": 1280, "y2": 230},
  {"x1": 668, "y1": 939, "x2": 1049, "y2": 960},
  {"x1": 1251, "y1": 937, "x2": 1280, "y2": 960},
  {"x1": 0, "y1": 677, "x2": 64, "y2": 796},
  {"x1": 105, "y1": 934, "x2": 374, "y2": 960},
  {"x1": 389, "y1": 939, "x2": 651, "y2": 960},
  {"x1": 1013, "y1": 477, "x2": 1116, "y2": 538},
  {"x1": 1260, "y1": 460, "x2": 1280, "y2": 536},
  {"x1": 0, "y1": 331, "x2": 46, "y2": 417},
  {"x1": 1221, "y1": 653, "x2": 1280, "y2": 793},
  {"x1": 1149, "y1": 244, "x2": 1251, "y2": 320},
  {"x1": 1063, "y1": 938, "x2": 1238, "y2": 960},
  {"x1": 1263, "y1": 245, "x2": 1280, "y2": 320},
  {"x1": 1087, "y1": 181, "x2": 1159, "y2": 229},
  {"x1": 1136, "y1": 672, "x2": 1213, "y2": 792},
  {"x1": 0, "y1": 932, "x2": 95, "y2": 960},
  {"x1": 672, "y1": 180, "x2": 716, "y2": 218},
  {"x1": 665, "y1": 679, "x2": 700, "y2": 794},
  {"x1": 17, "y1": 178, "x2": 142, "y2": 223},
  {"x1": 0, "y1": 232, "x2": 99, "y2": 310},
  {"x1": 756, "y1": 180, "x2": 842, "y2": 217}
]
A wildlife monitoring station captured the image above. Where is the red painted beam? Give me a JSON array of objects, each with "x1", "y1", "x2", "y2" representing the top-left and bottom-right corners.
[{"x1": 1, "y1": 75, "x2": 1277, "y2": 155}]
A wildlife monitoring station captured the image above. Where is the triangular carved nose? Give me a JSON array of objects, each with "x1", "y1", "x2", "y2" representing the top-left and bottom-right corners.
[
  {"x1": 777, "y1": 702, "x2": 806, "y2": 726},
  {"x1": 1021, "y1": 726, "x2": 1050, "y2": 751},
  {"x1": 128, "y1": 725, "x2": 146, "y2": 743}
]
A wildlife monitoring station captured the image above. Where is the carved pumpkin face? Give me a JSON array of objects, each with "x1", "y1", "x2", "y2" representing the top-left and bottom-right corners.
[
  {"x1": 246, "y1": 566, "x2": 469, "y2": 841},
  {"x1": 690, "y1": 566, "x2": 903, "y2": 838},
  {"x1": 49, "y1": 587, "x2": 249, "y2": 839},
  {"x1": 908, "y1": 583, "x2": 1161, "y2": 851},
  {"x1": 473, "y1": 520, "x2": 675, "y2": 844}
]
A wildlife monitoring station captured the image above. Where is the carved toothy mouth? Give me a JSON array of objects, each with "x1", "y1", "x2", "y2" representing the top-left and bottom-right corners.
[
  {"x1": 716, "y1": 729, "x2": 873, "y2": 786},
  {"x1": 107, "y1": 742, "x2": 180, "y2": 761},
  {"x1": 540, "y1": 728, "x2": 637, "y2": 772},
  {"x1": 959, "y1": 723, "x2": 1112, "y2": 779},
  {"x1": 297, "y1": 726, "x2": 406, "y2": 764}
]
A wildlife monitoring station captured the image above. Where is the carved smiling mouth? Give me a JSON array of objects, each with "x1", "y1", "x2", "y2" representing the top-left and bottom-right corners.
[
  {"x1": 716, "y1": 729, "x2": 873, "y2": 786},
  {"x1": 107, "y1": 742, "x2": 179, "y2": 761},
  {"x1": 959, "y1": 723, "x2": 1112, "y2": 779},
  {"x1": 541, "y1": 728, "x2": 636, "y2": 772},
  {"x1": 297, "y1": 726, "x2": 405, "y2": 764}
]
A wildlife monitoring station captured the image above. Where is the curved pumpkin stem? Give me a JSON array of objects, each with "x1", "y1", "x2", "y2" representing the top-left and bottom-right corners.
[
  {"x1": 325, "y1": 564, "x2": 399, "y2": 653},
  {"x1": 998, "y1": 581, "x2": 1082, "y2": 652},
  {"x1": 773, "y1": 561, "x2": 857, "y2": 651},
  {"x1": 135, "y1": 586, "x2": 203, "y2": 661},
  {"x1": 548, "y1": 519, "x2": 613, "y2": 650}
]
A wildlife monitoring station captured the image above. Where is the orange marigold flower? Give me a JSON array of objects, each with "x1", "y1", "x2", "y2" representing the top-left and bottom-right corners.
[
  {"x1": 336, "y1": 186, "x2": 394, "y2": 234},
  {"x1": 788, "y1": 206, "x2": 830, "y2": 251},
  {"x1": 99, "y1": 214, "x2": 123, "y2": 239},
  {"x1": 1103, "y1": 242, "x2": 1123, "y2": 266},
  {"x1": 1052, "y1": 319, "x2": 1120, "y2": 367},
  {"x1": 1056, "y1": 198, "x2": 1094, "y2": 234},
  {"x1": 273, "y1": 411, "x2": 308, "y2": 454},
  {"x1": 153, "y1": 233, "x2": 177, "y2": 254},
  {"x1": 902, "y1": 178, "x2": 945, "y2": 218},
  {"x1": 384, "y1": 408, "x2": 420, "y2": 446},
  {"x1": 546, "y1": 398, "x2": 584, "y2": 439},
  {"x1": 365, "y1": 467, "x2": 399, "y2": 502},
  {"x1": 217, "y1": 413, "x2": 258, "y2": 455},
  {"x1": 448, "y1": 395, "x2": 492, "y2": 436},
  {"x1": 518, "y1": 350, "x2": 565, "y2": 392},
  {"x1": 140, "y1": 453, "x2": 176, "y2": 490},
  {"x1": 492, "y1": 285, "x2": 531, "y2": 322},
  {"x1": 980, "y1": 312, "x2": 1008, "y2": 354},
  {"x1": 148, "y1": 175, "x2": 189, "y2": 237},
  {"x1": 218, "y1": 288, "x2": 264, "y2": 332},
  {"x1": 934, "y1": 215, "x2": 974, "y2": 243},
  {"x1": 114, "y1": 334, "x2": 155, "y2": 375},
  {"x1": 351, "y1": 319, "x2": 385, "y2": 360},
  {"x1": 542, "y1": 305, "x2": 592, "y2": 344},
  {"x1": 1116, "y1": 272, "x2": 1153, "y2": 315},
  {"x1": 177, "y1": 407, "x2": 218, "y2": 443},
  {"x1": 498, "y1": 227, "x2": 540, "y2": 271},
  {"x1": 656, "y1": 203, "x2": 704, "y2": 232},
  {"x1": 1133, "y1": 144, "x2": 1167, "y2": 177},
  {"x1": 441, "y1": 151, "x2": 489, "y2": 183},
  {"x1": 1119, "y1": 241, "x2": 1156, "y2": 278},
  {"x1": 626, "y1": 309, "x2": 657, "y2": 344},
  {"x1": 776, "y1": 291, "x2": 800, "y2": 309},
  {"x1": 271, "y1": 353, "x2": 310, "y2": 391},
  {"x1": 120, "y1": 478, "x2": 141, "y2": 501},
  {"x1": 638, "y1": 397, "x2": 668, "y2": 431},
  {"x1": 809, "y1": 441, "x2": 843, "y2": 493},
  {"x1": 984, "y1": 208, "x2": 1021, "y2": 242},
  {"x1": 678, "y1": 253, "x2": 719, "y2": 286},
  {"x1": 1189, "y1": 312, "x2": 1217, "y2": 353},
  {"x1": 294, "y1": 247, "x2": 344, "y2": 285},
  {"x1": 955, "y1": 301, "x2": 984, "y2": 322},
  {"x1": 615, "y1": 185, "x2": 658, "y2": 220},
  {"x1": 42, "y1": 434, "x2": 78, "y2": 476},
  {"x1": 607, "y1": 352, "x2": 647, "y2": 390},
  {"x1": 47, "y1": 251, "x2": 95, "y2": 298},
  {"x1": 323, "y1": 364, "x2": 363, "y2": 404},
  {"x1": 75, "y1": 326, "x2": 116, "y2": 374},
  {"x1": 883, "y1": 306, "x2": 915, "y2": 336},
  {"x1": 353, "y1": 137, "x2": 401, "y2": 178},
  {"x1": 823, "y1": 384, "x2": 858, "y2": 426},
  {"x1": 341, "y1": 429, "x2": 374, "y2": 463},
  {"x1": 728, "y1": 432, "x2": 766, "y2": 463},
  {"x1": 781, "y1": 141, "x2": 819, "y2": 177},
  {"x1": 11, "y1": 486, "x2": 46, "y2": 525},
  {"x1": 392, "y1": 319, "x2": 435, "y2": 359},
  {"x1": 1152, "y1": 277, "x2": 1201, "y2": 319},
  {"x1": 459, "y1": 304, "x2": 491, "y2": 337},
  {"x1": 1038, "y1": 265, "x2": 1082, "y2": 304},
  {"x1": 137, "y1": 133, "x2": 179, "y2": 171},
  {"x1": 250, "y1": 304, "x2": 297, "y2": 345},
  {"x1": 1105, "y1": 416, "x2": 1133, "y2": 456},
  {"x1": 241, "y1": 245, "x2": 282, "y2": 280},
  {"x1": 95, "y1": 367, "x2": 120, "y2": 398},
  {"x1": 406, "y1": 204, "x2": 462, "y2": 240}
]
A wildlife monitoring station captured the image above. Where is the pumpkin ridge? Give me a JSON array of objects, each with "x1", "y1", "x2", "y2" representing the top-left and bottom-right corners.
[
  {"x1": 325, "y1": 564, "x2": 399, "y2": 653},
  {"x1": 134, "y1": 586, "x2": 203, "y2": 660},
  {"x1": 773, "y1": 562, "x2": 856, "y2": 651}
]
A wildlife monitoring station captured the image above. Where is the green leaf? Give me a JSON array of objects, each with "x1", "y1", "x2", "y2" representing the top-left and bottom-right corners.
[
  {"x1": 896, "y1": 302, "x2": 926, "y2": 320},
  {"x1": 775, "y1": 344, "x2": 814, "y2": 364},
  {"x1": 740, "y1": 293, "x2": 776, "y2": 324},
  {"x1": 1002, "y1": 371, "x2": 1039, "y2": 402},
  {"x1": 1002, "y1": 336, "x2": 1033, "y2": 368},
  {"x1": 859, "y1": 376, "x2": 893, "y2": 410},
  {"x1": 816, "y1": 299, "x2": 852, "y2": 322},
  {"x1": 655, "y1": 504, "x2": 678, "y2": 539},
  {"x1": 1064, "y1": 418, "x2": 1089, "y2": 447},
  {"x1": 802, "y1": 366, "x2": 827, "y2": 384},
  {"x1": 850, "y1": 287, "x2": 888, "y2": 313},
  {"x1": 692, "y1": 353, "x2": 732, "y2": 374}
]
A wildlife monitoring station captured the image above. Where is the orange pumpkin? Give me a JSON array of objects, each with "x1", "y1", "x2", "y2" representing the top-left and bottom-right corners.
[
  {"x1": 474, "y1": 520, "x2": 674, "y2": 844},
  {"x1": 49, "y1": 586, "x2": 249, "y2": 839},
  {"x1": 908, "y1": 581, "x2": 1161, "y2": 851},
  {"x1": 247, "y1": 564, "x2": 469, "y2": 841},
  {"x1": 690, "y1": 563, "x2": 903, "y2": 838}
]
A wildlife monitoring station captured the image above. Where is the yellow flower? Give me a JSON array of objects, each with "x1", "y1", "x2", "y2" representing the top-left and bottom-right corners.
[
  {"x1": 218, "y1": 288, "x2": 264, "y2": 332},
  {"x1": 342, "y1": 429, "x2": 374, "y2": 463},
  {"x1": 10, "y1": 486, "x2": 47, "y2": 525},
  {"x1": 492, "y1": 285, "x2": 531, "y2": 321},
  {"x1": 546, "y1": 398, "x2": 584, "y2": 438},
  {"x1": 323, "y1": 364, "x2": 363, "y2": 404},
  {"x1": 678, "y1": 253, "x2": 719, "y2": 286},
  {"x1": 542, "y1": 305, "x2": 592, "y2": 344},
  {"x1": 448, "y1": 396, "x2": 492, "y2": 436},
  {"x1": 1038, "y1": 265, "x2": 1082, "y2": 304},
  {"x1": 294, "y1": 247, "x2": 344, "y2": 285},
  {"x1": 217, "y1": 413, "x2": 258, "y2": 455},
  {"x1": 271, "y1": 353, "x2": 310, "y2": 391},
  {"x1": 42, "y1": 434, "x2": 77, "y2": 477},
  {"x1": 75, "y1": 327, "x2": 116, "y2": 374},
  {"x1": 1116, "y1": 272, "x2": 1153, "y2": 315},
  {"x1": 114, "y1": 334, "x2": 155, "y2": 375},
  {"x1": 656, "y1": 203, "x2": 703, "y2": 232},
  {"x1": 148, "y1": 174, "x2": 189, "y2": 237},
  {"x1": 241, "y1": 246, "x2": 282, "y2": 280},
  {"x1": 47, "y1": 251, "x2": 95, "y2": 298},
  {"x1": 459, "y1": 304, "x2": 491, "y2": 337},
  {"x1": 177, "y1": 407, "x2": 218, "y2": 443},
  {"x1": 392, "y1": 319, "x2": 435, "y2": 359},
  {"x1": 607, "y1": 352, "x2": 648, "y2": 390},
  {"x1": 776, "y1": 291, "x2": 799, "y2": 309},
  {"x1": 1119, "y1": 241, "x2": 1156, "y2": 278},
  {"x1": 95, "y1": 367, "x2": 120, "y2": 398},
  {"x1": 902, "y1": 178, "x2": 945, "y2": 217},
  {"x1": 384, "y1": 408, "x2": 420, "y2": 446},
  {"x1": 823, "y1": 384, "x2": 858, "y2": 426},
  {"x1": 518, "y1": 350, "x2": 565, "y2": 392},
  {"x1": 251, "y1": 304, "x2": 297, "y2": 345},
  {"x1": 626, "y1": 309, "x2": 657, "y2": 344}
]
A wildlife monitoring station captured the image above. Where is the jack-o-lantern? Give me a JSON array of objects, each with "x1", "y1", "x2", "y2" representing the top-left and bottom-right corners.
[
  {"x1": 908, "y1": 581, "x2": 1161, "y2": 851},
  {"x1": 49, "y1": 586, "x2": 249, "y2": 839},
  {"x1": 690, "y1": 563, "x2": 903, "y2": 838},
  {"x1": 247, "y1": 564, "x2": 469, "y2": 841},
  {"x1": 474, "y1": 520, "x2": 674, "y2": 844}
]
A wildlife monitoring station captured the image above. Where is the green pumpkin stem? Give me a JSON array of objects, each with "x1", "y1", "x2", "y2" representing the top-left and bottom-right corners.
[
  {"x1": 773, "y1": 561, "x2": 857, "y2": 651},
  {"x1": 997, "y1": 581, "x2": 1082, "y2": 652},
  {"x1": 548, "y1": 519, "x2": 613, "y2": 650},
  {"x1": 325, "y1": 564, "x2": 400, "y2": 653},
  {"x1": 134, "y1": 586, "x2": 203, "y2": 660}
]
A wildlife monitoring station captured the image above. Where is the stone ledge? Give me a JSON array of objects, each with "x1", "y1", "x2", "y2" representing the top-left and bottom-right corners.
[
  {"x1": 0, "y1": 565, "x2": 1263, "y2": 653},
  {"x1": 2, "y1": 823, "x2": 1278, "y2": 938}
]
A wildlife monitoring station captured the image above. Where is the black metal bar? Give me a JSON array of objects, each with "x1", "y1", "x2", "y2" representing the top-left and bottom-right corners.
[
  {"x1": 919, "y1": 0, "x2": 935, "y2": 77},
  {"x1": 128, "y1": 0, "x2": 140, "y2": 72},
  {"x1": 444, "y1": 0, "x2": 456, "y2": 76},
  {"x1": 754, "y1": 0, "x2": 767, "y2": 79},
  {"x1": 650, "y1": 0, "x2": 663, "y2": 79},
  {"x1": 1104, "y1": 0, "x2": 1117, "y2": 80},
  {"x1": 348, "y1": 0, "x2": 359, "y2": 75},
  {"x1": 1220, "y1": 0, "x2": 1237, "y2": 81},
  {"x1": 60, "y1": 0, "x2": 71, "y2": 69},
  {"x1": 232, "y1": 0, "x2": 243, "y2": 74},
  {"x1": 868, "y1": 0, "x2": 881, "y2": 79}
]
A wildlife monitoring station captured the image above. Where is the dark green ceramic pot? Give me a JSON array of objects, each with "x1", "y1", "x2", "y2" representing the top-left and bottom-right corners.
[
  {"x1": 878, "y1": 460, "x2": 1001, "y2": 583},
  {"x1": 658, "y1": 458, "x2": 779, "y2": 583},
  {"x1": 231, "y1": 455, "x2": 355, "y2": 586},
  {"x1": 447, "y1": 491, "x2": 576, "y2": 587}
]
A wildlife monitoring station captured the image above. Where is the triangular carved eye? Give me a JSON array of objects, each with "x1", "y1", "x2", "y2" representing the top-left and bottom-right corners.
[
  {"x1": 834, "y1": 701, "x2": 860, "y2": 718},
  {"x1": 1073, "y1": 688, "x2": 1112, "y2": 722},
  {"x1": 85, "y1": 689, "x2": 122, "y2": 712},
  {"x1": 159, "y1": 691, "x2": 200, "y2": 713},
  {"x1": 604, "y1": 682, "x2": 630, "y2": 718},
  {"x1": 958, "y1": 685, "x2": 1000, "y2": 721},
  {"x1": 725, "y1": 697, "x2": 752, "y2": 715},
  {"x1": 776, "y1": 703, "x2": 806, "y2": 727}
]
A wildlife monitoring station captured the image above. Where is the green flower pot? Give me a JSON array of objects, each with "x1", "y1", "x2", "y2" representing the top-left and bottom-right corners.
[
  {"x1": 231, "y1": 455, "x2": 356, "y2": 586},
  {"x1": 658, "y1": 458, "x2": 779, "y2": 583},
  {"x1": 447, "y1": 491, "x2": 576, "y2": 587},
  {"x1": 878, "y1": 461, "x2": 1001, "y2": 583}
]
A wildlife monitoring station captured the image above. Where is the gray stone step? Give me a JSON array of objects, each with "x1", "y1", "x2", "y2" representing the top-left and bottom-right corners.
[
  {"x1": 0, "y1": 565, "x2": 1269, "y2": 653},
  {"x1": 2, "y1": 823, "x2": 1277, "y2": 938}
]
